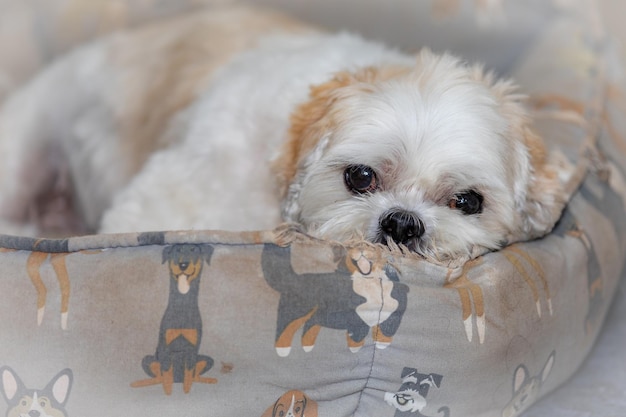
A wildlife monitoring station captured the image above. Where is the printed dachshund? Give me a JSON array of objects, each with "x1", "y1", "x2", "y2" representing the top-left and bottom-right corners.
[
  {"x1": 261, "y1": 243, "x2": 408, "y2": 356},
  {"x1": 131, "y1": 244, "x2": 217, "y2": 394}
]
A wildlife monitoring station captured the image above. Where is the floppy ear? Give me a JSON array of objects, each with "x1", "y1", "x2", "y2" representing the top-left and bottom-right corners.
[
  {"x1": 162, "y1": 246, "x2": 173, "y2": 264},
  {"x1": 202, "y1": 244, "x2": 214, "y2": 265},
  {"x1": 261, "y1": 395, "x2": 284, "y2": 417},
  {"x1": 515, "y1": 126, "x2": 568, "y2": 241},
  {"x1": 272, "y1": 72, "x2": 355, "y2": 199},
  {"x1": 271, "y1": 72, "x2": 356, "y2": 223},
  {"x1": 479, "y1": 71, "x2": 568, "y2": 243},
  {"x1": 273, "y1": 66, "x2": 409, "y2": 221},
  {"x1": 303, "y1": 392, "x2": 319, "y2": 416},
  {"x1": 428, "y1": 373, "x2": 444, "y2": 388}
]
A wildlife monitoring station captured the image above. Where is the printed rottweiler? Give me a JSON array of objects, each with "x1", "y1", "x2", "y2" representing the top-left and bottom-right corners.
[{"x1": 131, "y1": 244, "x2": 217, "y2": 394}]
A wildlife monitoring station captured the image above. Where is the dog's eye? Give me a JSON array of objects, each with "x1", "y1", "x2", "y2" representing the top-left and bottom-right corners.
[
  {"x1": 344, "y1": 165, "x2": 378, "y2": 194},
  {"x1": 448, "y1": 190, "x2": 483, "y2": 215}
]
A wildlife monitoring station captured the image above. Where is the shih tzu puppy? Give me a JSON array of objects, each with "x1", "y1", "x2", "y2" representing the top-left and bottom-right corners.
[{"x1": 0, "y1": 5, "x2": 566, "y2": 261}]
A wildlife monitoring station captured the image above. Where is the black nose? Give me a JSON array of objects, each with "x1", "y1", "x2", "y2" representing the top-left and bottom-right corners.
[
  {"x1": 380, "y1": 209, "x2": 425, "y2": 245},
  {"x1": 179, "y1": 262, "x2": 189, "y2": 270}
]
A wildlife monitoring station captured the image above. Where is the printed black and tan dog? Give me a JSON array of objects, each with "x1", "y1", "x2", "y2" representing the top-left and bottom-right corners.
[
  {"x1": 261, "y1": 243, "x2": 408, "y2": 356},
  {"x1": 132, "y1": 244, "x2": 217, "y2": 394}
]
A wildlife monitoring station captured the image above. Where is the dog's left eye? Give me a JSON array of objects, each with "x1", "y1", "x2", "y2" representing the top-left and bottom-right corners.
[
  {"x1": 448, "y1": 190, "x2": 483, "y2": 215},
  {"x1": 344, "y1": 165, "x2": 378, "y2": 194}
]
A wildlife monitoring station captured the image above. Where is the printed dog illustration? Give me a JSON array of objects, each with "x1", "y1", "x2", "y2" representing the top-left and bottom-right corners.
[
  {"x1": 261, "y1": 244, "x2": 408, "y2": 356},
  {"x1": 26, "y1": 252, "x2": 71, "y2": 330},
  {"x1": 261, "y1": 390, "x2": 318, "y2": 417},
  {"x1": 131, "y1": 244, "x2": 217, "y2": 394},
  {"x1": 501, "y1": 351, "x2": 556, "y2": 417},
  {"x1": 384, "y1": 367, "x2": 449, "y2": 417},
  {"x1": 0, "y1": 366, "x2": 72, "y2": 417},
  {"x1": 20, "y1": 248, "x2": 100, "y2": 330}
]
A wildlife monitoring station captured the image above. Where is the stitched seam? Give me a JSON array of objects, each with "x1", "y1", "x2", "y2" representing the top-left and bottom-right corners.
[{"x1": 352, "y1": 276, "x2": 386, "y2": 416}]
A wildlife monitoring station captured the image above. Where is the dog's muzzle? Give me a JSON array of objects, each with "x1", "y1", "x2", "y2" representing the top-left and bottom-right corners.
[{"x1": 379, "y1": 209, "x2": 425, "y2": 246}]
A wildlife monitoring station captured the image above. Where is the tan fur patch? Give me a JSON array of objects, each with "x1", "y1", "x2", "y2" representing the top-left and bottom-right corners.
[
  {"x1": 273, "y1": 65, "x2": 411, "y2": 197},
  {"x1": 472, "y1": 68, "x2": 566, "y2": 236},
  {"x1": 111, "y1": 6, "x2": 317, "y2": 176}
]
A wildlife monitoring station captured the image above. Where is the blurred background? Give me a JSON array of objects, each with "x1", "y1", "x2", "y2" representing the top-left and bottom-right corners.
[{"x1": 599, "y1": 0, "x2": 626, "y2": 53}]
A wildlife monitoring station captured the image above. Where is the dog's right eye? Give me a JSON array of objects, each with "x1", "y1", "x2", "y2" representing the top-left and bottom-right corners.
[
  {"x1": 344, "y1": 165, "x2": 378, "y2": 194},
  {"x1": 448, "y1": 190, "x2": 483, "y2": 215}
]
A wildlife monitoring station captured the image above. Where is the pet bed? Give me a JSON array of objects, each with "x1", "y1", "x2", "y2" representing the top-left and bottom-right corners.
[{"x1": 1, "y1": 1, "x2": 625, "y2": 416}]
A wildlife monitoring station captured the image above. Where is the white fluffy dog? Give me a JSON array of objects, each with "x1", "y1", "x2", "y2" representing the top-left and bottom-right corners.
[{"x1": 0, "y1": 6, "x2": 566, "y2": 261}]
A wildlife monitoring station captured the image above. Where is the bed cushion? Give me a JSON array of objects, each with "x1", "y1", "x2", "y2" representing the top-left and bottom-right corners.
[{"x1": 0, "y1": 1, "x2": 625, "y2": 416}]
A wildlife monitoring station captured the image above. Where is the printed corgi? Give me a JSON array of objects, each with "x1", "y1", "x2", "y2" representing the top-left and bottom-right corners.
[{"x1": 0, "y1": 366, "x2": 72, "y2": 417}]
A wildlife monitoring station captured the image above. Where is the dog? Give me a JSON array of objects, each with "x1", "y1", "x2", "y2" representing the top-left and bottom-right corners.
[
  {"x1": 0, "y1": 366, "x2": 73, "y2": 417},
  {"x1": 501, "y1": 351, "x2": 556, "y2": 417},
  {"x1": 261, "y1": 390, "x2": 318, "y2": 417},
  {"x1": 384, "y1": 367, "x2": 449, "y2": 417},
  {"x1": 131, "y1": 244, "x2": 217, "y2": 394},
  {"x1": 0, "y1": 5, "x2": 567, "y2": 262},
  {"x1": 261, "y1": 243, "x2": 408, "y2": 356}
]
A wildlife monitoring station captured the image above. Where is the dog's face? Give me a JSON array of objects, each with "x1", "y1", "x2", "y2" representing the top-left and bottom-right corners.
[
  {"x1": 162, "y1": 244, "x2": 213, "y2": 294},
  {"x1": 276, "y1": 50, "x2": 566, "y2": 262},
  {"x1": 262, "y1": 390, "x2": 318, "y2": 417},
  {"x1": 345, "y1": 246, "x2": 382, "y2": 276},
  {"x1": 0, "y1": 367, "x2": 72, "y2": 417},
  {"x1": 384, "y1": 369, "x2": 443, "y2": 413}
]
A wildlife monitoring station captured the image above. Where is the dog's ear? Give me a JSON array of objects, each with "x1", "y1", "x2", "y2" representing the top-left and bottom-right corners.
[
  {"x1": 0, "y1": 366, "x2": 25, "y2": 403},
  {"x1": 303, "y1": 392, "x2": 319, "y2": 416},
  {"x1": 273, "y1": 66, "x2": 409, "y2": 221},
  {"x1": 477, "y1": 71, "x2": 567, "y2": 244},
  {"x1": 162, "y1": 246, "x2": 173, "y2": 264},
  {"x1": 43, "y1": 368, "x2": 73, "y2": 407},
  {"x1": 272, "y1": 71, "x2": 356, "y2": 202},
  {"x1": 428, "y1": 373, "x2": 444, "y2": 388},
  {"x1": 202, "y1": 244, "x2": 214, "y2": 265},
  {"x1": 513, "y1": 127, "x2": 567, "y2": 242},
  {"x1": 260, "y1": 396, "x2": 282, "y2": 417},
  {"x1": 512, "y1": 364, "x2": 530, "y2": 395},
  {"x1": 540, "y1": 351, "x2": 556, "y2": 383},
  {"x1": 331, "y1": 245, "x2": 345, "y2": 264}
]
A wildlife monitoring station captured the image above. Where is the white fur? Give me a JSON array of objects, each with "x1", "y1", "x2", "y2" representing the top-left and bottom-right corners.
[
  {"x1": 0, "y1": 7, "x2": 565, "y2": 261},
  {"x1": 294, "y1": 57, "x2": 530, "y2": 260},
  {"x1": 98, "y1": 33, "x2": 414, "y2": 233}
]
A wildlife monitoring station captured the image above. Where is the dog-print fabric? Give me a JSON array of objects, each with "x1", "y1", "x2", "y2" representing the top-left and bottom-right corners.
[
  {"x1": 0, "y1": 367, "x2": 73, "y2": 417},
  {"x1": 1, "y1": 0, "x2": 625, "y2": 417},
  {"x1": 261, "y1": 244, "x2": 408, "y2": 356},
  {"x1": 384, "y1": 367, "x2": 450, "y2": 417},
  {"x1": 130, "y1": 244, "x2": 218, "y2": 395}
]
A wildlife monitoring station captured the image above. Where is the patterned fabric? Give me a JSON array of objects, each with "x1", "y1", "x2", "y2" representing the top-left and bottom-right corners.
[{"x1": 0, "y1": 1, "x2": 625, "y2": 416}]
